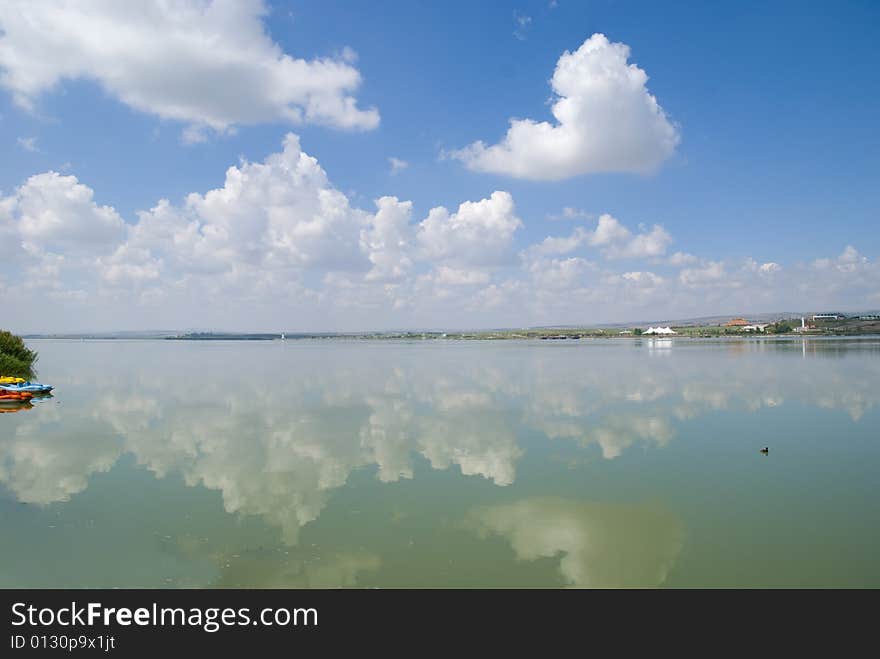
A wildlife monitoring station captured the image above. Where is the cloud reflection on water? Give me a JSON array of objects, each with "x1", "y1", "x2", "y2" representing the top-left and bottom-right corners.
[
  {"x1": 467, "y1": 497, "x2": 684, "y2": 587},
  {"x1": 1, "y1": 338, "x2": 878, "y2": 550}
]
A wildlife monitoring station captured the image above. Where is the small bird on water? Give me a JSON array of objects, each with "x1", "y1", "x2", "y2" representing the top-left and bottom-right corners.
[{"x1": 759, "y1": 447, "x2": 769, "y2": 454}]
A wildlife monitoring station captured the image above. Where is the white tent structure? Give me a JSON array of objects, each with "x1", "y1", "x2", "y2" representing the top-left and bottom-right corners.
[{"x1": 643, "y1": 326, "x2": 676, "y2": 335}]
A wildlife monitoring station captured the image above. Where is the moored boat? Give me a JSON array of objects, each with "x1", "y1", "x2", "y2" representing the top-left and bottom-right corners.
[
  {"x1": 0, "y1": 390, "x2": 34, "y2": 401},
  {"x1": 0, "y1": 382, "x2": 53, "y2": 394}
]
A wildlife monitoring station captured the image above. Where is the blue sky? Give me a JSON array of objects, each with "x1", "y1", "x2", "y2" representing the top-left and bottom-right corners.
[{"x1": 1, "y1": 0, "x2": 878, "y2": 331}]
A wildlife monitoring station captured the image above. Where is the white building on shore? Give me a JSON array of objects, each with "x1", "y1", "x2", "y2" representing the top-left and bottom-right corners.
[{"x1": 644, "y1": 326, "x2": 676, "y2": 335}]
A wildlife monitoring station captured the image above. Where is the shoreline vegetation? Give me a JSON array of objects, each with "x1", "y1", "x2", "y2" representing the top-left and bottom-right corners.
[
  {"x1": 0, "y1": 329, "x2": 39, "y2": 378},
  {"x1": 19, "y1": 316, "x2": 880, "y2": 342}
]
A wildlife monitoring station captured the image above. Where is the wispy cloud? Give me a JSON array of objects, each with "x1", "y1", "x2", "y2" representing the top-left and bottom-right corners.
[
  {"x1": 546, "y1": 207, "x2": 596, "y2": 222},
  {"x1": 388, "y1": 157, "x2": 409, "y2": 175},
  {"x1": 17, "y1": 136, "x2": 38, "y2": 152},
  {"x1": 513, "y1": 12, "x2": 532, "y2": 40}
]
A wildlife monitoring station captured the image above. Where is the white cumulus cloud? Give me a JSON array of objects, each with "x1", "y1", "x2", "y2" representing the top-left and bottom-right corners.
[
  {"x1": 451, "y1": 33, "x2": 679, "y2": 180},
  {"x1": 130, "y1": 133, "x2": 371, "y2": 276},
  {"x1": 679, "y1": 261, "x2": 726, "y2": 287},
  {"x1": 8, "y1": 171, "x2": 126, "y2": 258},
  {"x1": 360, "y1": 196, "x2": 413, "y2": 282},
  {"x1": 524, "y1": 213, "x2": 672, "y2": 260},
  {"x1": 1, "y1": 135, "x2": 877, "y2": 332},
  {"x1": 0, "y1": 0, "x2": 379, "y2": 138},
  {"x1": 417, "y1": 191, "x2": 522, "y2": 267}
]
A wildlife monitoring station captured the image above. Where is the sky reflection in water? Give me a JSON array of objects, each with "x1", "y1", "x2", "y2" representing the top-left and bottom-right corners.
[{"x1": 2, "y1": 338, "x2": 879, "y2": 587}]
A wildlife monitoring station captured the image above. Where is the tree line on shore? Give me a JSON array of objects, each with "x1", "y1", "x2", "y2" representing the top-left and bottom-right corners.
[{"x1": 0, "y1": 330, "x2": 38, "y2": 378}]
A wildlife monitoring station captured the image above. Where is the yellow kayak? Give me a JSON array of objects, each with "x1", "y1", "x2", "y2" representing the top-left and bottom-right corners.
[{"x1": 0, "y1": 376, "x2": 26, "y2": 385}]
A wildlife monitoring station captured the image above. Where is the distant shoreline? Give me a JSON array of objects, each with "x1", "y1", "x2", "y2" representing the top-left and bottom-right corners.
[
  {"x1": 22, "y1": 331, "x2": 880, "y2": 342},
  {"x1": 21, "y1": 314, "x2": 880, "y2": 342}
]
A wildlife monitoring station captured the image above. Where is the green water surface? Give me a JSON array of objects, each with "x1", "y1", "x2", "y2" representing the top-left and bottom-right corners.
[{"x1": 2, "y1": 337, "x2": 878, "y2": 587}]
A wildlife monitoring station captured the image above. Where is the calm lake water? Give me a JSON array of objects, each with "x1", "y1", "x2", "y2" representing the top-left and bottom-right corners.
[{"x1": 2, "y1": 337, "x2": 879, "y2": 588}]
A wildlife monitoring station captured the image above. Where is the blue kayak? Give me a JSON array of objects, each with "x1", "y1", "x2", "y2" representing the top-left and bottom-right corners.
[{"x1": 0, "y1": 382, "x2": 53, "y2": 394}]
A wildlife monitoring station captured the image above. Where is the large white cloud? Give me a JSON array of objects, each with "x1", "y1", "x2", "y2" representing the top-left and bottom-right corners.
[
  {"x1": 417, "y1": 191, "x2": 522, "y2": 267},
  {"x1": 1, "y1": 135, "x2": 876, "y2": 331},
  {"x1": 413, "y1": 190, "x2": 523, "y2": 292},
  {"x1": 0, "y1": 172, "x2": 128, "y2": 300},
  {"x1": 0, "y1": 134, "x2": 526, "y2": 328},
  {"x1": 178, "y1": 133, "x2": 370, "y2": 272},
  {"x1": 0, "y1": 0, "x2": 379, "y2": 137},
  {"x1": 360, "y1": 197, "x2": 414, "y2": 282},
  {"x1": 451, "y1": 33, "x2": 679, "y2": 180},
  {"x1": 8, "y1": 172, "x2": 126, "y2": 257},
  {"x1": 77, "y1": 132, "x2": 374, "y2": 297},
  {"x1": 525, "y1": 213, "x2": 672, "y2": 260}
]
